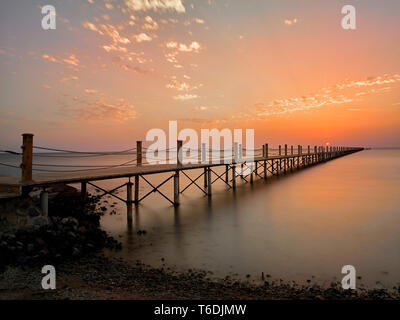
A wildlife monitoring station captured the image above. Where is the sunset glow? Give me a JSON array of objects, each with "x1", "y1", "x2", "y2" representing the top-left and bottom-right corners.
[{"x1": 1, "y1": 0, "x2": 399, "y2": 150}]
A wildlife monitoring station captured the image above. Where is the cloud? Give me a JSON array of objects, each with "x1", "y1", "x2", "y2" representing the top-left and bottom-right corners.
[
  {"x1": 60, "y1": 75, "x2": 79, "y2": 82},
  {"x1": 166, "y1": 78, "x2": 201, "y2": 92},
  {"x1": 62, "y1": 54, "x2": 79, "y2": 66},
  {"x1": 83, "y1": 22, "x2": 131, "y2": 44},
  {"x1": 84, "y1": 89, "x2": 98, "y2": 94},
  {"x1": 253, "y1": 73, "x2": 400, "y2": 118},
  {"x1": 284, "y1": 18, "x2": 299, "y2": 26},
  {"x1": 42, "y1": 53, "x2": 80, "y2": 68},
  {"x1": 173, "y1": 94, "x2": 198, "y2": 101},
  {"x1": 125, "y1": 0, "x2": 185, "y2": 13},
  {"x1": 177, "y1": 41, "x2": 201, "y2": 52},
  {"x1": 62, "y1": 93, "x2": 138, "y2": 122},
  {"x1": 142, "y1": 16, "x2": 159, "y2": 30},
  {"x1": 133, "y1": 32, "x2": 152, "y2": 42}
]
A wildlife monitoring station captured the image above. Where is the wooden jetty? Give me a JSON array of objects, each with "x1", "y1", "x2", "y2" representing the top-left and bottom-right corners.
[{"x1": 0, "y1": 134, "x2": 364, "y2": 221}]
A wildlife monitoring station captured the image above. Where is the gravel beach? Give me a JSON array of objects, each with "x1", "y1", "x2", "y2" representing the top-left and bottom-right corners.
[{"x1": 1, "y1": 253, "x2": 399, "y2": 300}]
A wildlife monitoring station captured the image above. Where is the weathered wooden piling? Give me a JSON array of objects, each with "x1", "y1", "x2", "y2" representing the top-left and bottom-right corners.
[
  {"x1": 207, "y1": 167, "x2": 212, "y2": 197},
  {"x1": 174, "y1": 170, "x2": 179, "y2": 206},
  {"x1": 21, "y1": 133, "x2": 34, "y2": 183},
  {"x1": 81, "y1": 181, "x2": 87, "y2": 201},
  {"x1": 177, "y1": 140, "x2": 183, "y2": 166},
  {"x1": 40, "y1": 190, "x2": 48, "y2": 216},
  {"x1": 232, "y1": 165, "x2": 236, "y2": 189},
  {"x1": 127, "y1": 180, "x2": 133, "y2": 221},
  {"x1": 135, "y1": 141, "x2": 142, "y2": 204}
]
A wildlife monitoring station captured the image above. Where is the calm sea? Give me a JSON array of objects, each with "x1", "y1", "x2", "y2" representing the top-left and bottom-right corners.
[{"x1": 1, "y1": 149, "x2": 399, "y2": 288}]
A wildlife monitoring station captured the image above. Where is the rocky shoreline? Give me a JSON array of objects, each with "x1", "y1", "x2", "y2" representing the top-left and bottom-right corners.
[
  {"x1": 1, "y1": 254, "x2": 399, "y2": 300},
  {"x1": 0, "y1": 185, "x2": 122, "y2": 271}
]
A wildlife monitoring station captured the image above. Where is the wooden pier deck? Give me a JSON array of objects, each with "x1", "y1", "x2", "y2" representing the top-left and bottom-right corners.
[
  {"x1": 0, "y1": 134, "x2": 364, "y2": 220},
  {"x1": 0, "y1": 153, "x2": 342, "y2": 188}
]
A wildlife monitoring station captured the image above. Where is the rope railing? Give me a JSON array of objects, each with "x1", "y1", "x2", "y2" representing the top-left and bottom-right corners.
[
  {"x1": 0, "y1": 150, "x2": 21, "y2": 155},
  {"x1": 33, "y1": 145, "x2": 137, "y2": 155},
  {"x1": 1, "y1": 136, "x2": 359, "y2": 180}
]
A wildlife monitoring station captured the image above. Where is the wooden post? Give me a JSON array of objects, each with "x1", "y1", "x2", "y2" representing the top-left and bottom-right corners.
[
  {"x1": 291, "y1": 145, "x2": 294, "y2": 155},
  {"x1": 262, "y1": 145, "x2": 265, "y2": 158},
  {"x1": 250, "y1": 164, "x2": 254, "y2": 184},
  {"x1": 134, "y1": 175, "x2": 139, "y2": 204},
  {"x1": 174, "y1": 170, "x2": 179, "y2": 206},
  {"x1": 234, "y1": 142, "x2": 239, "y2": 162},
  {"x1": 308, "y1": 145, "x2": 310, "y2": 154},
  {"x1": 135, "y1": 141, "x2": 142, "y2": 205},
  {"x1": 284, "y1": 144, "x2": 288, "y2": 173},
  {"x1": 201, "y1": 143, "x2": 206, "y2": 163},
  {"x1": 279, "y1": 145, "x2": 281, "y2": 156},
  {"x1": 81, "y1": 181, "x2": 87, "y2": 201},
  {"x1": 21, "y1": 133, "x2": 34, "y2": 183},
  {"x1": 177, "y1": 140, "x2": 183, "y2": 166},
  {"x1": 225, "y1": 165, "x2": 229, "y2": 183},
  {"x1": 127, "y1": 181, "x2": 133, "y2": 222},
  {"x1": 207, "y1": 167, "x2": 212, "y2": 197},
  {"x1": 232, "y1": 165, "x2": 236, "y2": 189},
  {"x1": 298, "y1": 145, "x2": 301, "y2": 155},
  {"x1": 204, "y1": 167, "x2": 208, "y2": 187},
  {"x1": 40, "y1": 190, "x2": 48, "y2": 216},
  {"x1": 264, "y1": 160, "x2": 267, "y2": 179},
  {"x1": 265, "y1": 144, "x2": 269, "y2": 158},
  {"x1": 136, "y1": 141, "x2": 142, "y2": 165}
]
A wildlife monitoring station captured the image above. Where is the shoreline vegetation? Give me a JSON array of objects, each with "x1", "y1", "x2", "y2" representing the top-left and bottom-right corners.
[{"x1": 0, "y1": 185, "x2": 399, "y2": 300}]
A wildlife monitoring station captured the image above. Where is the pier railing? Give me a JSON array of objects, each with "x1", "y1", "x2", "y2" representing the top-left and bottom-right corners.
[{"x1": 0, "y1": 133, "x2": 364, "y2": 221}]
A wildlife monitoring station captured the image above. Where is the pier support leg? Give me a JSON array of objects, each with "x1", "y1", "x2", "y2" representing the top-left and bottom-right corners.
[
  {"x1": 232, "y1": 165, "x2": 236, "y2": 189},
  {"x1": 277, "y1": 160, "x2": 280, "y2": 176},
  {"x1": 134, "y1": 176, "x2": 139, "y2": 205},
  {"x1": 207, "y1": 167, "x2": 212, "y2": 197},
  {"x1": 40, "y1": 190, "x2": 48, "y2": 217},
  {"x1": 263, "y1": 161, "x2": 267, "y2": 179},
  {"x1": 81, "y1": 182, "x2": 87, "y2": 201},
  {"x1": 250, "y1": 164, "x2": 254, "y2": 184},
  {"x1": 225, "y1": 165, "x2": 229, "y2": 183},
  {"x1": 204, "y1": 168, "x2": 208, "y2": 188},
  {"x1": 127, "y1": 181, "x2": 133, "y2": 222},
  {"x1": 174, "y1": 171, "x2": 180, "y2": 206}
]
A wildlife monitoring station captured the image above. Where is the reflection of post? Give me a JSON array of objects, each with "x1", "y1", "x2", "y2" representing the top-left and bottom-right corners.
[
  {"x1": 127, "y1": 180, "x2": 133, "y2": 222},
  {"x1": 21, "y1": 133, "x2": 34, "y2": 183}
]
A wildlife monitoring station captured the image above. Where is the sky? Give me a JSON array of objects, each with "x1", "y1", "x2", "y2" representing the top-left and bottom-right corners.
[{"x1": 0, "y1": 0, "x2": 399, "y2": 150}]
